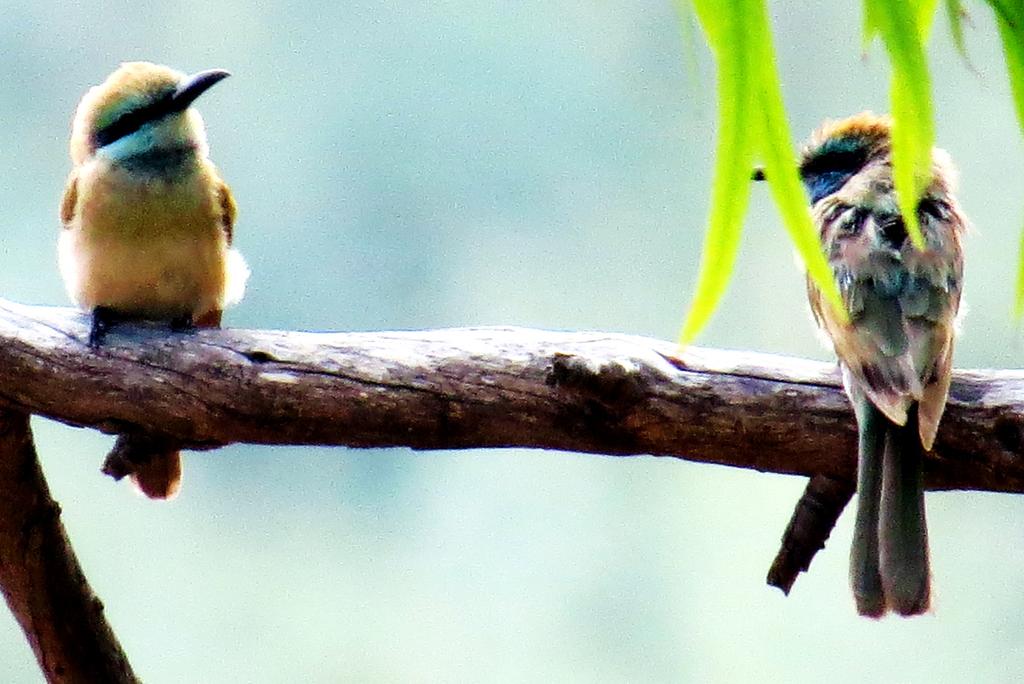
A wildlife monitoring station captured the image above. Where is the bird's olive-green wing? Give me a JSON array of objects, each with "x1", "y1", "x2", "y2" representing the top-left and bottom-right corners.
[
  {"x1": 60, "y1": 169, "x2": 79, "y2": 227},
  {"x1": 216, "y1": 177, "x2": 236, "y2": 245}
]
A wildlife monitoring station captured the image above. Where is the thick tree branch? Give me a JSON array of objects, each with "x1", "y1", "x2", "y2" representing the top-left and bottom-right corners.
[
  {"x1": 0, "y1": 409, "x2": 137, "y2": 682},
  {"x1": 0, "y1": 298, "x2": 1019, "y2": 492},
  {"x1": 1, "y1": 297, "x2": 1022, "y2": 677}
]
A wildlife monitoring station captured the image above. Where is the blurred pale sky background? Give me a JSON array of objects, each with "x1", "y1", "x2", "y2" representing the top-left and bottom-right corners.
[{"x1": 1, "y1": 1, "x2": 1024, "y2": 682}]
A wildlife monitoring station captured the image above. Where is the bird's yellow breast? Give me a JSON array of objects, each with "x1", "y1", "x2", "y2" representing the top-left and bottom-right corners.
[{"x1": 59, "y1": 157, "x2": 229, "y2": 320}]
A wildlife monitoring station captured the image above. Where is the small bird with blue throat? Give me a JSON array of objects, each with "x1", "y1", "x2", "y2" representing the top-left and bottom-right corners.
[{"x1": 59, "y1": 61, "x2": 249, "y2": 499}]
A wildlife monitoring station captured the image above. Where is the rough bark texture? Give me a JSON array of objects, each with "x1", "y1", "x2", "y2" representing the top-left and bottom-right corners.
[
  {"x1": 0, "y1": 297, "x2": 1023, "y2": 680},
  {"x1": 0, "y1": 299, "x2": 1020, "y2": 492},
  {"x1": 0, "y1": 409, "x2": 137, "y2": 683}
]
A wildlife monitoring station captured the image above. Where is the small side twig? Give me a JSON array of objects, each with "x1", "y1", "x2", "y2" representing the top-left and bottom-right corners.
[
  {"x1": 0, "y1": 409, "x2": 137, "y2": 683},
  {"x1": 767, "y1": 474, "x2": 855, "y2": 595}
]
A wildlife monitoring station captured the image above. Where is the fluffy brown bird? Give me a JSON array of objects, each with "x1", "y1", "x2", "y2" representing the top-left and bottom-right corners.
[{"x1": 800, "y1": 113, "x2": 965, "y2": 616}]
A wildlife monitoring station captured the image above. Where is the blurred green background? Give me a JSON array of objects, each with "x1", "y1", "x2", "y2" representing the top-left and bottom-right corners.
[{"x1": 2, "y1": 2, "x2": 1024, "y2": 682}]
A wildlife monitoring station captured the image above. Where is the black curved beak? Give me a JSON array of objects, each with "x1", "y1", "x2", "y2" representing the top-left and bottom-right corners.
[{"x1": 171, "y1": 69, "x2": 231, "y2": 112}]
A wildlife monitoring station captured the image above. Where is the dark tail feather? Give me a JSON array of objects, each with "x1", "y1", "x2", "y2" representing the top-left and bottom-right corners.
[
  {"x1": 850, "y1": 400, "x2": 886, "y2": 617},
  {"x1": 103, "y1": 434, "x2": 182, "y2": 500},
  {"x1": 880, "y1": 406, "x2": 930, "y2": 616}
]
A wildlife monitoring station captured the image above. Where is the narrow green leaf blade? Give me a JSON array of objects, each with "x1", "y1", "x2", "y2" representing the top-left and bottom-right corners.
[
  {"x1": 751, "y1": 0, "x2": 846, "y2": 322},
  {"x1": 863, "y1": 0, "x2": 881, "y2": 50},
  {"x1": 945, "y1": 0, "x2": 970, "y2": 61},
  {"x1": 994, "y1": 2, "x2": 1024, "y2": 136},
  {"x1": 679, "y1": 0, "x2": 757, "y2": 344},
  {"x1": 917, "y1": 0, "x2": 941, "y2": 37},
  {"x1": 991, "y1": 2, "x2": 1024, "y2": 314},
  {"x1": 865, "y1": 0, "x2": 937, "y2": 249}
]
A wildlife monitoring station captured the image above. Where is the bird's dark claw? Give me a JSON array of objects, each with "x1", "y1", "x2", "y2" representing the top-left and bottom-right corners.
[
  {"x1": 89, "y1": 306, "x2": 120, "y2": 348},
  {"x1": 169, "y1": 314, "x2": 195, "y2": 332}
]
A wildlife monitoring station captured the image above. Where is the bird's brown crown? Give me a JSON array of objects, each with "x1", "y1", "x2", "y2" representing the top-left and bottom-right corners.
[
  {"x1": 797, "y1": 112, "x2": 895, "y2": 204},
  {"x1": 70, "y1": 62, "x2": 184, "y2": 164}
]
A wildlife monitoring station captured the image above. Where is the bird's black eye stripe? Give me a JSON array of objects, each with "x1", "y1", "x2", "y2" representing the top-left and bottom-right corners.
[
  {"x1": 799, "y1": 136, "x2": 871, "y2": 204},
  {"x1": 800, "y1": 137, "x2": 870, "y2": 180},
  {"x1": 93, "y1": 91, "x2": 177, "y2": 149}
]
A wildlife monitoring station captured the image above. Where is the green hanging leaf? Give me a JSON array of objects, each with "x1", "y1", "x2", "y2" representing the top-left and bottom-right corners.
[
  {"x1": 678, "y1": 0, "x2": 846, "y2": 344},
  {"x1": 989, "y1": 0, "x2": 1024, "y2": 314},
  {"x1": 863, "y1": 0, "x2": 939, "y2": 49},
  {"x1": 864, "y1": 0, "x2": 938, "y2": 250},
  {"x1": 945, "y1": 0, "x2": 970, "y2": 62},
  {"x1": 679, "y1": 0, "x2": 757, "y2": 344},
  {"x1": 750, "y1": 7, "x2": 846, "y2": 325},
  {"x1": 917, "y1": 0, "x2": 942, "y2": 36},
  {"x1": 992, "y1": 1, "x2": 1024, "y2": 143},
  {"x1": 863, "y1": 0, "x2": 881, "y2": 50}
]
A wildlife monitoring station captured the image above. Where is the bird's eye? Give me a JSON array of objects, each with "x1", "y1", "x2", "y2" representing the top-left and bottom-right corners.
[
  {"x1": 877, "y1": 215, "x2": 907, "y2": 249},
  {"x1": 829, "y1": 206, "x2": 867, "y2": 236},
  {"x1": 918, "y1": 198, "x2": 948, "y2": 223},
  {"x1": 823, "y1": 204, "x2": 847, "y2": 224}
]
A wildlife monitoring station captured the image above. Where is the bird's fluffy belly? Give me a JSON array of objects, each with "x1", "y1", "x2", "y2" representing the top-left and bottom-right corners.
[
  {"x1": 60, "y1": 162, "x2": 229, "y2": 319},
  {"x1": 59, "y1": 216, "x2": 227, "y2": 320}
]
